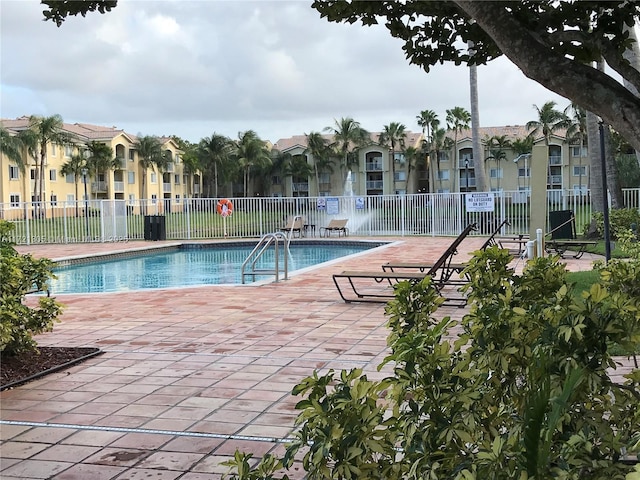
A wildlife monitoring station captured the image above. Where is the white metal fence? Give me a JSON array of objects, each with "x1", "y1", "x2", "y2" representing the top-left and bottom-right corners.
[{"x1": 2, "y1": 189, "x2": 639, "y2": 245}]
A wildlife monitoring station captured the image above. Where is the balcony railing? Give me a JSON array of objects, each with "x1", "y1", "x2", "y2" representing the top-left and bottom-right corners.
[
  {"x1": 113, "y1": 181, "x2": 124, "y2": 192},
  {"x1": 293, "y1": 182, "x2": 309, "y2": 192},
  {"x1": 458, "y1": 159, "x2": 475, "y2": 168},
  {"x1": 193, "y1": 185, "x2": 201, "y2": 194},
  {"x1": 91, "y1": 181, "x2": 108, "y2": 192},
  {"x1": 366, "y1": 161, "x2": 383, "y2": 171},
  {"x1": 163, "y1": 183, "x2": 172, "y2": 193},
  {"x1": 366, "y1": 180, "x2": 383, "y2": 189},
  {"x1": 548, "y1": 155, "x2": 562, "y2": 165},
  {"x1": 548, "y1": 175, "x2": 562, "y2": 184}
]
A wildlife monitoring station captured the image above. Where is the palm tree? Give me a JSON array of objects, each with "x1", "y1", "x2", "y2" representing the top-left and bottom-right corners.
[
  {"x1": 285, "y1": 154, "x2": 314, "y2": 197},
  {"x1": 60, "y1": 153, "x2": 86, "y2": 216},
  {"x1": 416, "y1": 110, "x2": 438, "y2": 142},
  {"x1": 304, "y1": 132, "x2": 334, "y2": 195},
  {"x1": 468, "y1": 45, "x2": 488, "y2": 192},
  {"x1": 1, "y1": 126, "x2": 28, "y2": 202},
  {"x1": 446, "y1": 107, "x2": 471, "y2": 192},
  {"x1": 511, "y1": 136, "x2": 534, "y2": 190},
  {"x1": 324, "y1": 117, "x2": 369, "y2": 182},
  {"x1": 378, "y1": 122, "x2": 407, "y2": 190},
  {"x1": 403, "y1": 145, "x2": 420, "y2": 190},
  {"x1": 233, "y1": 130, "x2": 271, "y2": 197},
  {"x1": 83, "y1": 141, "x2": 117, "y2": 199},
  {"x1": 431, "y1": 127, "x2": 448, "y2": 191},
  {"x1": 526, "y1": 101, "x2": 569, "y2": 186},
  {"x1": 485, "y1": 135, "x2": 511, "y2": 191},
  {"x1": 133, "y1": 135, "x2": 165, "y2": 203},
  {"x1": 564, "y1": 103, "x2": 588, "y2": 194},
  {"x1": 198, "y1": 133, "x2": 232, "y2": 198},
  {"x1": 18, "y1": 114, "x2": 75, "y2": 213}
]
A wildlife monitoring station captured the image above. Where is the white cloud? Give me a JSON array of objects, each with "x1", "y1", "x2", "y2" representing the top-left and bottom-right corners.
[{"x1": 0, "y1": 0, "x2": 571, "y2": 143}]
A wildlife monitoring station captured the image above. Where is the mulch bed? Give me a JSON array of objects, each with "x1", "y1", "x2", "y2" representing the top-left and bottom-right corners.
[{"x1": 1, "y1": 346, "x2": 102, "y2": 390}]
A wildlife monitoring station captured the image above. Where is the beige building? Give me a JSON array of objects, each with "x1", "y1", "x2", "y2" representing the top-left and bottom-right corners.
[
  {"x1": 272, "y1": 125, "x2": 587, "y2": 197},
  {"x1": 1, "y1": 117, "x2": 200, "y2": 219}
]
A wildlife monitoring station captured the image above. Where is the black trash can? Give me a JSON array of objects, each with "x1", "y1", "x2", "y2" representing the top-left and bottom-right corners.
[
  {"x1": 549, "y1": 210, "x2": 574, "y2": 239},
  {"x1": 144, "y1": 215, "x2": 153, "y2": 240},
  {"x1": 144, "y1": 215, "x2": 167, "y2": 241}
]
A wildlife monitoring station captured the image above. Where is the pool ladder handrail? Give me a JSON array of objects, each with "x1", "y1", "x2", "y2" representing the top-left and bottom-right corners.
[{"x1": 241, "y1": 230, "x2": 293, "y2": 284}]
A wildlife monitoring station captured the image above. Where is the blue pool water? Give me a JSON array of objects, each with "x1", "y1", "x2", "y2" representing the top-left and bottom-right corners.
[{"x1": 50, "y1": 242, "x2": 385, "y2": 294}]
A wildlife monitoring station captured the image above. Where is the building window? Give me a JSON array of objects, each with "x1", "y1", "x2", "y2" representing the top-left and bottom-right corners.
[
  {"x1": 272, "y1": 175, "x2": 282, "y2": 185},
  {"x1": 9, "y1": 165, "x2": 19, "y2": 180},
  {"x1": 489, "y1": 168, "x2": 503, "y2": 179},
  {"x1": 175, "y1": 194, "x2": 181, "y2": 203},
  {"x1": 67, "y1": 194, "x2": 75, "y2": 203},
  {"x1": 571, "y1": 146, "x2": 587, "y2": 157},
  {"x1": 573, "y1": 165, "x2": 587, "y2": 176},
  {"x1": 30, "y1": 169, "x2": 36, "y2": 180},
  {"x1": 174, "y1": 174, "x2": 180, "y2": 185},
  {"x1": 438, "y1": 151, "x2": 449, "y2": 162},
  {"x1": 518, "y1": 167, "x2": 531, "y2": 177},
  {"x1": 128, "y1": 194, "x2": 136, "y2": 203},
  {"x1": 175, "y1": 153, "x2": 180, "y2": 163},
  {"x1": 437, "y1": 170, "x2": 450, "y2": 181},
  {"x1": 10, "y1": 194, "x2": 20, "y2": 207},
  {"x1": 128, "y1": 171, "x2": 135, "y2": 184},
  {"x1": 394, "y1": 152, "x2": 405, "y2": 164},
  {"x1": 319, "y1": 173, "x2": 330, "y2": 184},
  {"x1": 51, "y1": 144, "x2": 57, "y2": 156},
  {"x1": 150, "y1": 173, "x2": 157, "y2": 184},
  {"x1": 394, "y1": 171, "x2": 407, "y2": 181},
  {"x1": 50, "y1": 169, "x2": 57, "y2": 181},
  {"x1": 50, "y1": 194, "x2": 57, "y2": 206},
  {"x1": 129, "y1": 149, "x2": 135, "y2": 161},
  {"x1": 64, "y1": 145, "x2": 73, "y2": 157},
  {"x1": 151, "y1": 194, "x2": 157, "y2": 204},
  {"x1": 66, "y1": 173, "x2": 74, "y2": 183}
]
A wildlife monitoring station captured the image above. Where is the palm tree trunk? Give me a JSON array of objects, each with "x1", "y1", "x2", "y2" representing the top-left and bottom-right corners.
[
  {"x1": 587, "y1": 110, "x2": 603, "y2": 214},
  {"x1": 469, "y1": 59, "x2": 486, "y2": 191},
  {"x1": 623, "y1": 24, "x2": 640, "y2": 169}
]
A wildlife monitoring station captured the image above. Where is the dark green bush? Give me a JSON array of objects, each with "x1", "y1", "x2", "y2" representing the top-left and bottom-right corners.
[
  {"x1": 0, "y1": 220, "x2": 63, "y2": 355},
  {"x1": 587, "y1": 208, "x2": 640, "y2": 239}
]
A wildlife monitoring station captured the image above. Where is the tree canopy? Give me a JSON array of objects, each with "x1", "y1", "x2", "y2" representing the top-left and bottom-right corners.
[{"x1": 310, "y1": 1, "x2": 640, "y2": 152}]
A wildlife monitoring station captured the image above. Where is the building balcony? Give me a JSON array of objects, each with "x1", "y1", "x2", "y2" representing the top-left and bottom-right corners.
[
  {"x1": 458, "y1": 159, "x2": 475, "y2": 168},
  {"x1": 293, "y1": 182, "x2": 309, "y2": 192},
  {"x1": 193, "y1": 185, "x2": 201, "y2": 194},
  {"x1": 113, "y1": 181, "x2": 125, "y2": 192},
  {"x1": 548, "y1": 155, "x2": 562, "y2": 165},
  {"x1": 91, "y1": 181, "x2": 108, "y2": 192},
  {"x1": 548, "y1": 175, "x2": 562, "y2": 184},
  {"x1": 163, "y1": 183, "x2": 172, "y2": 193},
  {"x1": 366, "y1": 180, "x2": 383, "y2": 189}
]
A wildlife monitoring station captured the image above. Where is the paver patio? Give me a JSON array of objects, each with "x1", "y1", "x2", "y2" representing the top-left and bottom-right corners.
[{"x1": 1, "y1": 236, "x2": 627, "y2": 479}]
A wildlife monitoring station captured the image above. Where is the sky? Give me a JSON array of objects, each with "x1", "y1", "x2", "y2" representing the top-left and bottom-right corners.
[{"x1": 0, "y1": 0, "x2": 569, "y2": 145}]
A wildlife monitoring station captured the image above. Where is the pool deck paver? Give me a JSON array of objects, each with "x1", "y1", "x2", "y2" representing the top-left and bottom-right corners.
[{"x1": 1, "y1": 237, "x2": 632, "y2": 479}]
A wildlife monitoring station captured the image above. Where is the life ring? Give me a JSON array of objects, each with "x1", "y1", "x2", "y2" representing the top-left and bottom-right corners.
[{"x1": 216, "y1": 199, "x2": 233, "y2": 217}]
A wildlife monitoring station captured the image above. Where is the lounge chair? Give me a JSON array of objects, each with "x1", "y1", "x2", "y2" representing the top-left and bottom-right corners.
[
  {"x1": 320, "y1": 219, "x2": 349, "y2": 237},
  {"x1": 279, "y1": 216, "x2": 304, "y2": 238},
  {"x1": 544, "y1": 210, "x2": 597, "y2": 258},
  {"x1": 333, "y1": 223, "x2": 478, "y2": 307},
  {"x1": 381, "y1": 221, "x2": 497, "y2": 275}
]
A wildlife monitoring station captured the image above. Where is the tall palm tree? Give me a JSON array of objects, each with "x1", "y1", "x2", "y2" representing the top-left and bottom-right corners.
[
  {"x1": 60, "y1": 153, "x2": 86, "y2": 216},
  {"x1": 284, "y1": 154, "x2": 314, "y2": 197},
  {"x1": 446, "y1": 106, "x2": 471, "y2": 192},
  {"x1": 198, "y1": 133, "x2": 232, "y2": 198},
  {"x1": 304, "y1": 131, "x2": 334, "y2": 195},
  {"x1": 18, "y1": 114, "x2": 75, "y2": 212},
  {"x1": 324, "y1": 117, "x2": 369, "y2": 182},
  {"x1": 511, "y1": 136, "x2": 534, "y2": 190},
  {"x1": 431, "y1": 127, "x2": 448, "y2": 191},
  {"x1": 468, "y1": 44, "x2": 488, "y2": 192},
  {"x1": 403, "y1": 145, "x2": 420, "y2": 190},
  {"x1": 526, "y1": 101, "x2": 569, "y2": 185},
  {"x1": 378, "y1": 122, "x2": 407, "y2": 190},
  {"x1": 1, "y1": 127, "x2": 28, "y2": 202},
  {"x1": 233, "y1": 130, "x2": 271, "y2": 197},
  {"x1": 485, "y1": 135, "x2": 511, "y2": 191},
  {"x1": 564, "y1": 103, "x2": 588, "y2": 194},
  {"x1": 133, "y1": 135, "x2": 165, "y2": 202},
  {"x1": 416, "y1": 110, "x2": 438, "y2": 142},
  {"x1": 84, "y1": 141, "x2": 117, "y2": 199}
]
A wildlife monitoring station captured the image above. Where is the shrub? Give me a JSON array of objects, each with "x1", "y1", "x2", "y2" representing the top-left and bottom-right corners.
[
  {"x1": 587, "y1": 208, "x2": 640, "y2": 240},
  {"x1": 223, "y1": 247, "x2": 640, "y2": 479},
  {"x1": 0, "y1": 220, "x2": 63, "y2": 355}
]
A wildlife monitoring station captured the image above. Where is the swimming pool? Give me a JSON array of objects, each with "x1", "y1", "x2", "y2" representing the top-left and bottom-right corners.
[{"x1": 50, "y1": 241, "x2": 388, "y2": 294}]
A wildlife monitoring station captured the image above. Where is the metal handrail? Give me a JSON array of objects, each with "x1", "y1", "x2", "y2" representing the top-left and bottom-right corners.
[{"x1": 241, "y1": 223, "x2": 295, "y2": 283}]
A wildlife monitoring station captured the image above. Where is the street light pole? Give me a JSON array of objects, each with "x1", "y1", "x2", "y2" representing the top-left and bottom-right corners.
[{"x1": 82, "y1": 168, "x2": 89, "y2": 240}]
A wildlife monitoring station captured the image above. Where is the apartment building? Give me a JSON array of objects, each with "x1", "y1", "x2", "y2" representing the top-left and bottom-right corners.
[
  {"x1": 272, "y1": 125, "x2": 588, "y2": 197},
  {"x1": 0, "y1": 117, "x2": 200, "y2": 219}
]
